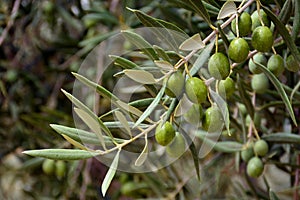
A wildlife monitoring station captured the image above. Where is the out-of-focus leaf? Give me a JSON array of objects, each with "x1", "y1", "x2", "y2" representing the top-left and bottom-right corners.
[
  {"x1": 278, "y1": 0, "x2": 292, "y2": 24},
  {"x1": 254, "y1": 62, "x2": 297, "y2": 126},
  {"x1": 237, "y1": 75, "x2": 254, "y2": 119},
  {"x1": 217, "y1": 23, "x2": 230, "y2": 48},
  {"x1": 116, "y1": 100, "x2": 150, "y2": 121},
  {"x1": 269, "y1": 189, "x2": 280, "y2": 200},
  {"x1": 153, "y1": 45, "x2": 171, "y2": 62},
  {"x1": 115, "y1": 111, "x2": 132, "y2": 137},
  {"x1": 135, "y1": 135, "x2": 148, "y2": 166},
  {"x1": 109, "y1": 55, "x2": 140, "y2": 69},
  {"x1": 154, "y1": 60, "x2": 174, "y2": 71},
  {"x1": 101, "y1": 149, "x2": 121, "y2": 196},
  {"x1": 292, "y1": 0, "x2": 300, "y2": 41},
  {"x1": 179, "y1": 33, "x2": 205, "y2": 51},
  {"x1": 78, "y1": 31, "x2": 117, "y2": 47},
  {"x1": 134, "y1": 84, "x2": 166, "y2": 128},
  {"x1": 190, "y1": 42, "x2": 214, "y2": 76},
  {"x1": 83, "y1": 12, "x2": 118, "y2": 25},
  {"x1": 217, "y1": 1, "x2": 237, "y2": 19},
  {"x1": 187, "y1": 0, "x2": 212, "y2": 26},
  {"x1": 195, "y1": 131, "x2": 243, "y2": 153},
  {"x1": 124, "y1": 69, "x2": 157, "y2": 84},
  {"x1": 23, "y1": 149, "x2": 100, "y2": 160},
  {"x1": 291, "y1": 80, "x2": 300, "y2": 103},
  {"x1": 121, "y1": 30, "x2": 159, "y2": 60},
  {"x1": 262, "y1": 133, "x2": 300, "y2": 144},
  {"x1": 262, "y1": 5, "x2": 300, "y2": 64}
]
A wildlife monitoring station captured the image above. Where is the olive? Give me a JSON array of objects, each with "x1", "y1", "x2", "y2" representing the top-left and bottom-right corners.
[
  {"x1": 155, "y1": 122, "x2": 176, "y2": 146},
  {"x1": 241, "y1": 144, "x2": 254, "y2": 162},
  {"x1": 251, "y1": 10, "x2": 270, "y2": 31},
  {"x1": 165, "y1": 71, "x2": 185, "y2": 98},
  {"x1": 267, "y1": 54, "x2": 284, "y2": 76},
  {"x1": 208, "y1": 52, "x2": 230, "y2": 80},
  {"x1": 42, "y1": 159, "x2": 55, "y2": 175},
  {"x1": 202, "y1": 105, "x2": 224, "y2": 132},
  {"x1": 247, "y1": 157, "x2": 264, "y2": 177},
  {"x1": 249, "y1": 53, "x2": 267, "y2": 74},
  {"x1": 286, "y1": 55, "x2": 300, "y2": 72},
  {"x1": 231, "y1": 12, "x2": 252, "y2": 36},
  {"x1": 254, "y1": 140, "x2": 269, "y2": 157},
  {"x1": 183, "y1": 104, "x2": 203, "y2": 126},
  {"x1": 228, "y1": 38, "x2": 249, "y2": 63},
  {"x1": 185, "y1": 77, "x2": 208, "y2": 103},
  {"x1": 218, "y1": 77, "x2": 235, "y2": 99},
  {"x1": 252, "y1": 26, "x2": 273, "y2": 52},
  {"x1": 251, "y1": 73, "x2": 269, "y2": 94}
]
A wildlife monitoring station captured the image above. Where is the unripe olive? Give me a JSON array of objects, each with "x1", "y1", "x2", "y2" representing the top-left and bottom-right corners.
[
  {"x1": 185, "y1": 77, "x2": 207, "y2": 103},
  {"x1": 251, "y1": 10, "x2": 270, "y2": 31},
  {"x1": 254, "y1": 140, "x2": 269, "y2": 157},
  {"x1": 208, "y1": 52, "x2": 230, "y2": 80},
  {"x1": 249, "y1": 53, "x2": 267, "y2": 74},
  {"x1": 246, "y1": 113, "x2": 261, "y2": 128},
  {"x1": 165, "y1": 71, "x2": 185, "y2": 98},
  {"x1": 183, "y1": 104, "x2": 203, "y2": 126},
  {"x1": 251, "y1": 73, "x2": 269, "y2": 94},
  {"x1": 228, "y1": 38, "x2": 249, "y2": 63},
  {"x1": 231, "y1": 12, "x2": 252, "y2": 36},
  {"x1": 202, "y1": 105, "x2": 224, "y2": 132},
  {"x1": 286, "y1": 55, "x2": 300, "y2": 72},
  {"x1": 252, "y1": 26, "x2": 273, "y2": 52},
  {"x1": 155, "y1": 122, "x2": 176, "y2": 146},
  {"x1": 238, "y1": 103, "x2": 247, "y2": 116},
  {"x1": 166, "y1": 132, "x2": 186, "y2": 157},
  {"x1": 246, "y1": 157, "x2": 264, "y2": 177},
  {"x1": 241, "y1": 143, "x2": 254, "y2": 162},
  {"x1": 218, "y1": 77, "x2": 235, "y2": 99},
  {"x1": 42, "y1": 159, "x2": 55, "y2": 175},
  {"x1": 267, "y1": 54, "x2": 284, "y2": 77},
  {"x1": 55, "y1": 160, "x2": 66, "y2": 179}
]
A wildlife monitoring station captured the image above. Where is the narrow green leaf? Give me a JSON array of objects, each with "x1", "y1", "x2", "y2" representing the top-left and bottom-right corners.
[
  {"x1": 115, "y1": 111, "x2": 132, "y2": 137},
  {"x1": 124, "y1": 69, "x2": 157, "y2": 84},
  {"x1": 179, "y1": 34, "x2": 205, "y2": 51},
  {"x1": 190, "y1": 42, "x2": 214, "y2": 76},
  {"x1": 217, "y1": 23, "x2": 230, "y2": 48},
  {"x1": 102, "y1": 149, "x2": 121, "y2": 196},
  {"x1": 135, "y1": 135, "x2": 148, "y2": 166},
  {"x1": 292, "y1": 0, "x2": 300, "y2": 41},
  {"x1": 291, "y1": 80, "x2": 300, "y2": 103},
  {"x1": 153, "y1": 45, "x2": 171, "y2": 62},
  {"x1": 195, "y1": 131, "x2": 243, "y2": 153},
  {"x1": 116, "y1": 100, "x2": 148, "y2": 120},
  {"x1": 237, "y1": 75, "x2": 254, "y2": 119},
  {"x1": 154, "y1": 60, "x2": 174, "y2": 71},
  {"x1": 109, "y1": 55, "x2": 140, "y2": 69},
  {"x1": 262, "y1": 133, "x2": 300, "y2": 144},
  {"x1": 269, "y1": 189, "x2": 281, "y2": 200},
  {"x1": 187, "y1": 0, "x2": 211, "y2": 25},
  {"x1": 74, "y1": 108, "x2": 107, "y2": 149},
  {"x1": 210, "y1": 89, "x2": 230, "y2": 134},
  {"x1": 133, "y1": 84, "x2": 166, "y2": 128},
  {"x1": 278, "y1": 0, "x2": 292, "y2": 24},
  {"x1": 61, "y1": 134, "x2": 88, "y2": 150},
  {"x1": 217, "y1": 1, "x2": 237, "y2": 19},
  {"x1": 23, "y1": 149, "x2": 100, "y2": 160},
  {"x1": 121, "y1": 30, "x2": 159, "y2": 60},
  {"x1": 254, "y1": 62, "x2": 297, "y2": 125},
  {"x1": 78, "y1": 31, "x2": 117, "y2": 47},
  {"x1": 262, "y1": 5, "x2": 300, "y2": 64}
]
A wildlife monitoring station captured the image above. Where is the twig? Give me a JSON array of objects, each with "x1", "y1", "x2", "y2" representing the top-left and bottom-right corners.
[{"x1": 0, "y1": 0, "x2": 21, "y2": 46}]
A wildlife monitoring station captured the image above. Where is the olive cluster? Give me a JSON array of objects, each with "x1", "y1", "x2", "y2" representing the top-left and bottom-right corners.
[
  {"x1": 241, "y1": 140, "x2": 269, "y2": 177},
  {"x1": 42, "y1": 159, "x2": 67, "y2": 179}
]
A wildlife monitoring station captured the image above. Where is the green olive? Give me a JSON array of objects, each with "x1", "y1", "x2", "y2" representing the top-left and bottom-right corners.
[
  {"x1": 165, "y1": 71, "x2": 185, "y2": 98},
  {"x1": 286, "y1": 55, "x2": 300, "y2": 72},
  {"x1": 231, "y1": 12, "x2": 252, "y2": 36},
  {"x1": 218, "y1": 77, "x2": 235, "y2": 99},
  {"x1": 55, "y1": 160, "x2": 67, "y2": 179},
  {"x1": 251, "y1": 10, "x2": 270, "y2": 31},
  {"x1": 166, "y1": 132, "x2": 186, "y2": 157},
  {"x1": 208, "y1": 52, "x2": 230, "y2": 80},
  {"x1": 249, "y1": 52, "x2": 267, "y2": 74},
  {"x1": 254, "y1": 140, "x2": 269, "y2": 157},
  {"x1": 246, "y1": 157, "x2": 264, "y2": 177},
  {"x1": 42, "y1": 159, "x2": 55, "y2": 175},
  {"x1": 251, "y1": 73, "x2": 269, "y2": 94},
  {"x1": 185, "y1": 77, "x2": 208, "y2": 103},
  {"x1": 251, "y1": 26, "x2": 273, "y2": 52},
  {"x1": 202, "y1": 105, "x2": 224, "y2": 132},
  {"x1": 238, "y1": 103, "x2": 247, "y2": 116},
  {"x1": 267, "y1": 54, "x2": 284, "y2": 77},
  {"x1": 155, "y1": 122, "x2": 176, "y2": 146},
  {"x1": 183, "y1": 104, "x2": 203, "y2": 126},
  {"x1": 241, "y1": 144, "x2": 254, "y2": 162},
  {"x1": 228, "y1": 38, "x2": 249, "y2": 63}
]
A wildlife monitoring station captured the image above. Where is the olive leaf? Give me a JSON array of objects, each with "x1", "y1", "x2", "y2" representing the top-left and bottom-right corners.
[
  {"x1": 135, "y1": 135, "x2": 148, "y2": 166},
  {"x1": 154, "y1": 60, "x2": 174, "y2": 71},
  {"x1": 187, "y1": 0, "x2": 212, "y2": 26},
  {"x1": 292, "y1": 0, "x2": 300, "y2": 41},
  {"x1": 23, "y1": 149, "x2": 100, "y2": 160},
  {"x1": 153, "y1": 45, "x2": 171, "y2": 62},
  {"x1": 290, "y1": 80, "x2": 300, "y2": 104},
  {"x1": 78, "y1": 31, "x2": 118, "y2": 47},
  {"x1": 237, "y1": 75, "x2": 255, "y2": 119},
  {"x1": 115, "y1": 111, "x2": 132, "y2": 138},
  {"x1": 217, "y1": 1, "x2": 237, "y2": 19},
  {"x1": 61, "y1": 134, "x2": 89, "y2": 150},
  {"x1": 109, "y1": 55, "x2": 140, "y2": 69},
  {"x1": 269, "y1": 189, "x2": 281, "y2": 200},
  {"x1": 101, "y1": 149, "x2": 121, "y2": 197},
  {"x1": 190, "y1": 42, "x2": 214, "y2": 76},
  {"x1": 254, "y1": 61, "x2": 297, "y2": 126},
  {"x1": 179, "y1": 33, "x2": 205, "y2": 51},
  {"x1": 123, "y1": 69, "x2": 157, "y2": 84},
  {"x1": 262, "y1": 133, "x2": 300, "y2": 144}
]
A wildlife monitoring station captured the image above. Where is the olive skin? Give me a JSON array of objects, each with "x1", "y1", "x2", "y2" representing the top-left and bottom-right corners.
[
  {"x1": 42, "y1": 159, "x2": 55, "y2": 175},
  {"x1": 254, "y1": 140, "x2": 269, "y2": 157},
  {"x1": 231, "y1": 12, "x2": 252, "y2": 36},
  {"x1": 251, "y1": 10, "x2": 270, "y2": 31},
  {"x1": 286, "y1": 55, "x2": 300, "y2": 72},
  {"x1": 202, "y1": 105, "x2": 224, "y2": 132},
  {"x1": 241, "y1": 146, "x2": 254, "y2": 162},
  {"x1": 252, "y1": 26, "x2": 273, "y2": 52},
  {"x1": 249, "y1": 53, "x2": 267, "y2": 74},
  {"x1": 208, "y1": 52, "x2": 230, "y2": 80},
  {"x1": 185, "y1": 77, "x2": 208, "y2": 103},
  {"x1": 247, "y1": 157, "x2": 264, "y2": 177},
  {"x1": 251, "y1": 73, "x2": 269, "y2": 94},
  {"x1": 55, "y1": 160, "x2": 67, "y2": 179},
  {"x1": 218, "y1": 77, "x2": 235, "y2": 99},
  {"x1": 155, "y1": 122, "x2": 176, "y2": 146},
  {"x1": 166, "y1": 132, "x2": 186, "y2": 157},
  {"x1": 165, "y1": 71, "x2": 185, "y2": 98},
  {"x1": 228, "y1": 38, "x2": 249, "y2": 63},
  {"x1": 267, "y1": 54, "x2": 284, "y2": 77}
]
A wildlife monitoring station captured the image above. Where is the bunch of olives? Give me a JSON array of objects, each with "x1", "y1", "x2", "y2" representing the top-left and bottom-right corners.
[
  {"x1": 241, "y1": 139, "x2": 269, "y2": 178},
  {"x1": 42, "y1": 159, "x2": 67, "y2": 179}
]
